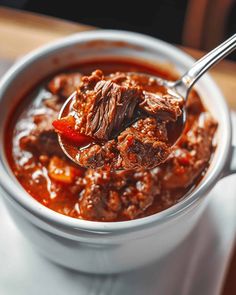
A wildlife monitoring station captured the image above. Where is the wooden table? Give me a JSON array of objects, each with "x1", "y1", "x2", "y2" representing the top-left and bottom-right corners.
[{"x1": 0, "y1": 6, "x2": 235, "y2": 294}]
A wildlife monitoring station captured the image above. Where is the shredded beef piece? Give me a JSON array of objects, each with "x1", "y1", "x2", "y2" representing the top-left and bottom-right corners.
[
  {"x1": 161, "y1": 113, "x2": 217, "y2": 189},
  {"x1": 47, "y1": 73, "x2": 82, "y2": 99},
  {"x1": 79, "y1": 167, "x2": 160, "y2": 221},
  {"x1": 74, "y1": 70, "x2": 142, "y2": 140},
  {"x1": 110, "y1": 72, "x2": 183, "y2": 121},
  {"x1": 88, "y1": 80, "x2": 140, "y2": 139},
  {"x1": 140, "y1": 91, "x2": 183, "y2": 121}
]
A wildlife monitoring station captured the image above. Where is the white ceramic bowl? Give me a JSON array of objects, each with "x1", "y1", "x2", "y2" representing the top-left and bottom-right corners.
[{"x1": 0, "y1": 30, "x2": 235, "y2": 274}]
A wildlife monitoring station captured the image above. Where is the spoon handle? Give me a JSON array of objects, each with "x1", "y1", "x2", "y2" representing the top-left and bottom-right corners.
[{"x1": 178, "y1": 34, "x2": 236, "y2": 97}]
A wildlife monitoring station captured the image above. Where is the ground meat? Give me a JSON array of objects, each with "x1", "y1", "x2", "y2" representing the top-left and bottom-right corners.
[
  {"x1": 47, "y1": 72, "x2": 82, "y2": 99},
  {"x1": 79, "y1": 167, "x2": 160, "y2": 221}
]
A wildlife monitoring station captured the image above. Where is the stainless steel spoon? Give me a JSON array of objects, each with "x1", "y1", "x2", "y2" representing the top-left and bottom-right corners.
[
  {"x1": 149, "y1": 33, "x2": 236, "y2": 103},
  {"x1": 57, "y1": 34, "x2": 236, "y2": 164}
]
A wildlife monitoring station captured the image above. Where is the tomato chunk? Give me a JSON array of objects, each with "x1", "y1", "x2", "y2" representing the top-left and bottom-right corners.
[{"x1": 52, "y1": 116, "x2": 92, "y2": 146}]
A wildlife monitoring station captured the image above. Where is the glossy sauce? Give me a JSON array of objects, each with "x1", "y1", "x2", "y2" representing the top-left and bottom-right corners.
[{"x1": 4, "y1": 59, "x2": 217, "y2": 221}]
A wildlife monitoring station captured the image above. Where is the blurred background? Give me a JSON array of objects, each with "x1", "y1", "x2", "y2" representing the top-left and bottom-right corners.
[{"x1": 1, "y1": 0, "x2": 236, "y2": 59}]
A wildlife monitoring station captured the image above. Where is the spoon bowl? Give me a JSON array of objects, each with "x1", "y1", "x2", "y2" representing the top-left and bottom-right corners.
[
  {"x1": 57, "y1": 34, "x2": 236, "y2": 167},
  {"x1": 57, "y1": 80, "x2": 186, "y2": 167}
]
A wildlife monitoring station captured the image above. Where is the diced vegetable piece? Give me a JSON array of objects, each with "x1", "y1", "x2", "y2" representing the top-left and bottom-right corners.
[
  {"x1": 52, "y1": 116, "x2": 92, "y2": 146},
  {"x1": 48, "y1": 156, "x2": 82, "y2": 184}
]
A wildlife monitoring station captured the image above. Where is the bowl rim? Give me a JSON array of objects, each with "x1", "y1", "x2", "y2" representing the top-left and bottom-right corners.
[{"x1": 0, "y1": 29, "x2": 232, "y2": 234}]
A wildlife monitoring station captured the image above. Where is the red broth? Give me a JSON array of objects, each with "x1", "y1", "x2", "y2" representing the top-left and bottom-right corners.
[{"x1": 5, "y1": 59, "x2": 217, "y2": 221}]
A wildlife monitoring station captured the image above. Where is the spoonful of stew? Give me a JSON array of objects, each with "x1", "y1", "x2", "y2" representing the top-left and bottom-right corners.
[{"x1": 53, "y1": 34, "x2": 236, "y2": 170}]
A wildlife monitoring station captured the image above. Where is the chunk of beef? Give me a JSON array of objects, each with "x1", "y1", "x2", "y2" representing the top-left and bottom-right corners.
[
  {"x1": 74, "y1": 70, "x2": 142, "y2": 140},
  {"x1": 47, "y1": 72, "x2": 82, "y2": 99},
  {"x1": 77, "y1": 140, "x2": 119, "y2": 169},
  {"x1": 117, "y1": 118, "x2": 171, "y2": 169},
  {"x1": 20, "y1": 112, "x2": 64, "y2": 157},
  {"x1": 88, "y1": 80, "x2": 141, "y2": 139},
  {"x1": 139, "y1": 91, "x2": 183, "y2": 121},
  {"x1": 78, "y1": 167, "x2": 160, "y2": 221},
  {"x1": 161, "y1": 113, "x2": 217, "y2": 189}
]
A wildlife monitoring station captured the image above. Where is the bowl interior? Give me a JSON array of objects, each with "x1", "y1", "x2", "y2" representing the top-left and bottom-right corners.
[{"x1": 0, "y1": 30, "x2": 231, "y2": 231}]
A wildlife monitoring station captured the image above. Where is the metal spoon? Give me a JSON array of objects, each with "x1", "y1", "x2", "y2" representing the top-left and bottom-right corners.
[
  {"x1": 57, "y1": 34, "x2": 236, "y2": 164},
  {"x1": 149, "y1": 33, "x2": 236, "y2": 103}
]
